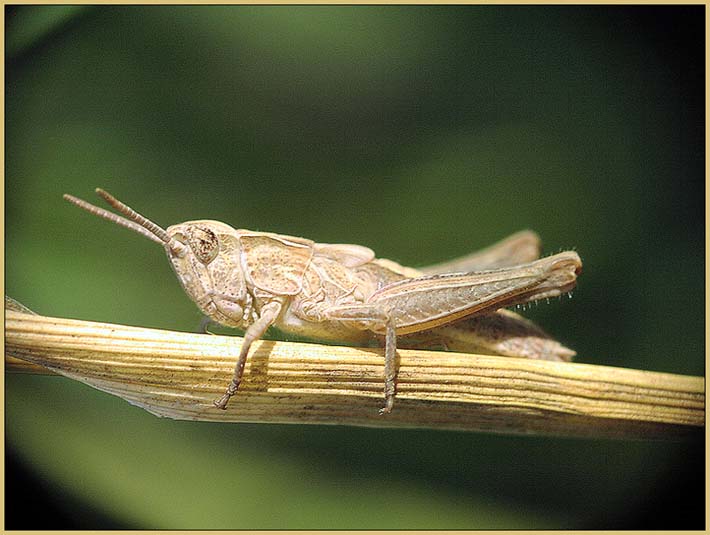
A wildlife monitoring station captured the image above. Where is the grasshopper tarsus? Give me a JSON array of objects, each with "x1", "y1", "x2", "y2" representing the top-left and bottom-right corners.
[
  {"x1": 379, "y1": 397, "x2": 394, "y2": 415},
  {"x1": 214, "y1": 381, "x2": 239, "y2": 409},
  {"x1": 213, "y1": 396, "x2": 229, "y2": 410}
]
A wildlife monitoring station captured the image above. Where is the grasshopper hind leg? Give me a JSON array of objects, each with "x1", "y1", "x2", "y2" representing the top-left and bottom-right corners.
[
  {"x1": 326, "y1": 251, "x2": 581, "y2": 413},
  {"x1": 433, "y1": 309, "x2": 576, "y2": 361}
]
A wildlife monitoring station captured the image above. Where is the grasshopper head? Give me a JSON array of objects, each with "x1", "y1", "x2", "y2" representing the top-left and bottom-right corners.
[
  {"x1": 64, "y1": 189, "x2": 251, "y2": 329},
  {"x1": 164, "y1": 220, "x2": 251, "y2": 328}
]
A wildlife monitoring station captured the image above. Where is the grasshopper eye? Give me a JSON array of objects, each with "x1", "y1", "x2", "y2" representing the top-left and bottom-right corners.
[
  {"x1": 172, "y1": 232, "x2": 188, "y2": 244},
  {"x1": 189, "y1": 226, "x2": 219, "y2": 265}
]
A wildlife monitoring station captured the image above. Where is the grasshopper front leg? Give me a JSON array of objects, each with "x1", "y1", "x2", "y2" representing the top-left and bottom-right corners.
[
  {"x1": 326, "y1": 251, "x2": 582, "y2": 413},
  {"x1": 213, "y1": 301, "x2": 282, "y2": 410}
]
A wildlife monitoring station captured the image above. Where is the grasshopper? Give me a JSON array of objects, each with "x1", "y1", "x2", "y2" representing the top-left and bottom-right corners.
[{"x1": 64, "y1": 189, "x2": 582, "y2": 414}]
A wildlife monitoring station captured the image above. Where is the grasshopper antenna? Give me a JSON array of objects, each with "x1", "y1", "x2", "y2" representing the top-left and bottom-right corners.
[
  {"x1": 94, "y1": 188, "x2": 171, "y2": 243},
  {"x1": 64, "y1": 189, "x2": 185, "y2": 255}
]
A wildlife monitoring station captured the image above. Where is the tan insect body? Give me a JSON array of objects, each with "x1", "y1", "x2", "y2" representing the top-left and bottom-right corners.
[{"x1": 64, "y1": 189, "x2": 582, "y2": 414}]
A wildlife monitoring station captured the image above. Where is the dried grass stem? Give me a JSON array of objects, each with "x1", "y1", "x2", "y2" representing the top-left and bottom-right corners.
[{"x1": 5, "y1": 307, "x2": 704, "y2": 439}]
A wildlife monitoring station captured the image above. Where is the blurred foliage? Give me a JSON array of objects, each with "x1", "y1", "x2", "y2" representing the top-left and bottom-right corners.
[{"x1": 5, "y1": 5, "x2": 704, "y2": 529}]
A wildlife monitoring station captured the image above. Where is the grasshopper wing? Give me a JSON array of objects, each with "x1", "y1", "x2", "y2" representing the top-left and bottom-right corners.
[
  {"x1": 239, "y1": 233, "x2": 314, "y2": 295},
  {"x1": 327, "y1": 251, "x2": 581, "y2": 335},
  {"x1": 419, "y1": 230, "x2": 541, "y2": 274}
]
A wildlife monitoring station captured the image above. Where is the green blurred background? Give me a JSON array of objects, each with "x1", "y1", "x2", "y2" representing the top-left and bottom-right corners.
[{"x1": 5, "y1": 5, "x2": 704, "y2": 529}]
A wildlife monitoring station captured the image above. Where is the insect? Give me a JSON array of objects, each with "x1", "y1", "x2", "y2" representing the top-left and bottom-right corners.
[{"x1": 65, "y1": 188, "x2": 582, "y2": 414}]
